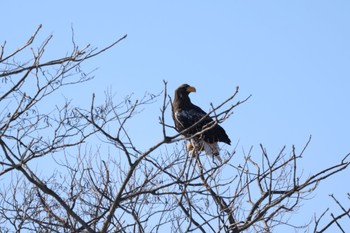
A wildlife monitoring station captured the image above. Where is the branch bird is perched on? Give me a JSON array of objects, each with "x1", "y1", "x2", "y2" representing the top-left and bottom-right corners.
[{"x1": 172, "y1": 84, "x2": 231, "y2": 160}]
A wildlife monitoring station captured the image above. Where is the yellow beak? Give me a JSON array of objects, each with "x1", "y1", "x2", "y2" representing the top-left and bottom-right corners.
[{"x1": 186, "y1": 86, "x2": 196, "y2": 93}]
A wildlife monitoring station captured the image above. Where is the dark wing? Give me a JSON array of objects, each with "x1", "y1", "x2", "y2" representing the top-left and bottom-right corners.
[
  {"x1": 174, "y1": 107, "x2": 208, "y2": 133},
  {"x1": 202, "y1": 122, "x2": 231, "y2": 145},
  {"x1": 175, "y1": 104, "x2": 231, "y2": 145}
]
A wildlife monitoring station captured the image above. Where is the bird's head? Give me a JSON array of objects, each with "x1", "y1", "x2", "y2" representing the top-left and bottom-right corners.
[{"x1": 175, "y1": 84, "x2": 196, "y2": 97}]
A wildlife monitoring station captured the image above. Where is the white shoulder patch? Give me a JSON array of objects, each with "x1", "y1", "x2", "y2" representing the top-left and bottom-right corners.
[
  {"x1": 175, "y1": 111, "x2": 185, "y2": 128},
  {"x1": 179, "y1": 109, "x2": 205, "y2": 120}
]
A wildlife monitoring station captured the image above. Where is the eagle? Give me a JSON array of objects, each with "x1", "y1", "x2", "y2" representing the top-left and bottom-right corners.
[{"x1": 172, "y1": 84, "x2": 231, "y2": 160}]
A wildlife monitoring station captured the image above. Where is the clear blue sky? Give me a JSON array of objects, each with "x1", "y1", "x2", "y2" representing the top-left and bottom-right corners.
[{"x1": 2, "y1": 1, "x2": 350, "y2": 231}]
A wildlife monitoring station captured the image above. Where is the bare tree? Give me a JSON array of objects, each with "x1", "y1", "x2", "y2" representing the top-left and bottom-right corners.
[
  {"x1": 313, "y1": 193, "x2": 350, "y2": 232},
  {"x1": 0, "y1": 26, "x2": 349, "y2": 233}
]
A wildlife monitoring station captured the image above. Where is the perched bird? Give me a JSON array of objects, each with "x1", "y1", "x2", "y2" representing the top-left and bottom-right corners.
[{"x1": 172, "y1": 84, "x2": 231, "y2": 160}]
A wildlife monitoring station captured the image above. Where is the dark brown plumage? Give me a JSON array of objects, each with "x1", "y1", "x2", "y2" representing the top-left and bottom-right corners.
[{"x1": 172, "y1": 84, "x2": 231, "y2": 156}]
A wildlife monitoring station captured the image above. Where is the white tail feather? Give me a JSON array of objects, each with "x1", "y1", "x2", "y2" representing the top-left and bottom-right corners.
[{"x1": 190, "y1": 138, "x2": 222, "y2": 162}]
